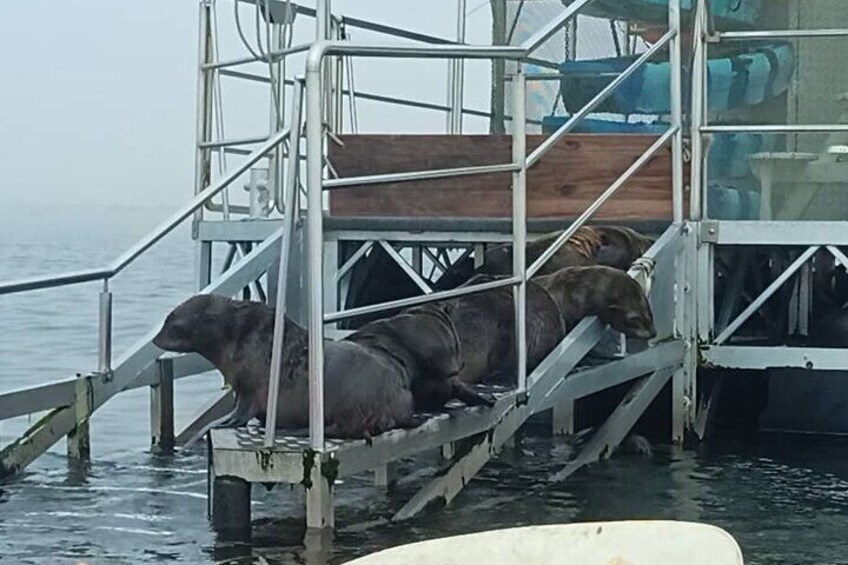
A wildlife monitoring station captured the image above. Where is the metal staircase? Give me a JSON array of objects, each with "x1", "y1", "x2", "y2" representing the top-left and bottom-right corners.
[{"x1": 1, "y1": 0, "x2": 699, "y2": 536}]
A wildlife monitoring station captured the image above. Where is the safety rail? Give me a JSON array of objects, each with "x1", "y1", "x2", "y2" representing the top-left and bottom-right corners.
[
  {"x1": 0, "y1": 128, "x2": 292, "y2": 376},
  {"x1": 260, "y1": 0, "x2": 685, "y2": 450}
]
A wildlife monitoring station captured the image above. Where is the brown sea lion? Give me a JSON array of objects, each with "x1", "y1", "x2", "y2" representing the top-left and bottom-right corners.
[
  {"x1": 536, "y1": 265, "x2": 656, "y2": 340},
  {"x1": 435, "y1": 225, "x2": 654, "y2": 292},
  {"x1": 433, "y1": 275, "x2": 567, "y2": 393},
  {"x1": 153, "y1": 295, "x2": 480, "y2": 441}
]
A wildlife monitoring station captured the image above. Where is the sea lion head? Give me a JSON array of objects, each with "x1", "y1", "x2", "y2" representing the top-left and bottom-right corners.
[
  {"x1": 394, "y1": 302, "x2": 463, "y2": 380},
  {"x1": 153, "y1": 294, "x2": 233, "y2": 353},
  {"x1": 593, "y1": 226, "x2": 655, "y2": 270},
  {"x1": 600, "y1": 273, "x2": 657, "y2": 340}
]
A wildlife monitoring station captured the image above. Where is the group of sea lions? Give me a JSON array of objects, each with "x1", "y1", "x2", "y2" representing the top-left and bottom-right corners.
[{"x1": 153, "y1": 225, "x2": 658, "y2": 442}]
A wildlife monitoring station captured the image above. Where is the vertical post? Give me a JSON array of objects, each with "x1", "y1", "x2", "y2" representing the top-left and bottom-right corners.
[
  {"x1": 447, "y1": 0, "x2": 467, "y2": 134},
  {"x1": 197, "y1": 241, "x2": 212, "y2": 291},
  {"x1": 689, "y1": 0, "x2": 707, "y2": 221},
  {"x1": 490, "y1": 0, "x2": 507, "y2": 134},
  {"x1": 668, "y1": 0, "x2": 686, "y2": 444},
  {"x1": 194, "y1": 0, "x2": 214, "y2": 291},
  {"x1": 669, "y1": 0, "x2": 683, "y2": 223},
  {"x1": 269, "y1": 22, "x2": 285, "y2": 212},
  {"x1": 511, "y1": 66, "x2": 528, "y2": 392},
  {"x1": 307, "y1": 21, "x2": 327, "y2": 456},
  {"x1": 374, "y1": 463, "x2": 397, "y2": 488},
  {"x1": 67, "y1": 375, "x2": 91, "y2": 460},
  {"x1": 264, "y1": 80, "x2": 304, "y2": 448},
  {"x1": 151, "y1": 358, "x2": 176, "y2": 454},
  {"x1": 98, "y1": 279, "x2": 112, "y2": 374}
]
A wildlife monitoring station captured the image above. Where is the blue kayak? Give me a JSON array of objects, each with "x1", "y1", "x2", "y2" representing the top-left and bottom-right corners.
[{"x1": 558, "y1": 42, "x2": 794, "y2": 116}]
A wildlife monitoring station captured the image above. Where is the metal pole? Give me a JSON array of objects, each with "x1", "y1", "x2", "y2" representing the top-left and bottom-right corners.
[
  {"x1": 195, "y1": 0, "x2": 214, "y2": 291},
  {"x1": 269, "y1": 22, "x2": 285, "y2": 211},
  {"x1": 306, "y1": 59, "x2": 326, "y2": 451},
  {"x1": 511, "y1": 66, "x2": 527, "y2": 392},
  {"x1": 669, "y1": 0, "x2": 683, "y2": 222},
  {"x1": 449, "y1": 0, "x2": 466, "y2": 134},
  {"x1": 98, "y1": 279, "x2": 112, "y2": 374},
  {"x1": 264, "y1": 81, "x2": 304, "y2": 448},
  {"x1": 689, "y1": 0, "x2": 707, "y2": 220}
]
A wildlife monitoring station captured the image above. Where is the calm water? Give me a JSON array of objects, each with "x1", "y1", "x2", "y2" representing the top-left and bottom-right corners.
[{"x1": 3, "y1": 205, "x2": 848, "y2": 564}]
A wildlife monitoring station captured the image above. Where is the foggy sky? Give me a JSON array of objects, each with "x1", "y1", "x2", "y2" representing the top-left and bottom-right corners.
[{"x1": 0, "y1": 1, "x2": 497, "y2": 208}]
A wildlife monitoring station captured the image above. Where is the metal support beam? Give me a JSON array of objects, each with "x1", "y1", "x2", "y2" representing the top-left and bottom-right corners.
[
  {"x1": 176, "y1": 391, "x2": 235, "y2": 447},
  {"x1": 549, "y1": 367, "x2": 674, "y2": 482},
  {"x1": 715, "y1": 246, "x2": 819, "y2": 345}
]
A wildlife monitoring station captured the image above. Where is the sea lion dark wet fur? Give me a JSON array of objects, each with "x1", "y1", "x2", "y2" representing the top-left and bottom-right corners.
[
  {"x1": 152, "y1": 294, "x2": 308, "y2": 431},
  {"x1": 537, "y1": 266, "x2": 656, "y2": 339},
  {"x1": 434, "y1": 225, "x2": 654, "y2": 291},
  {"x1": 439, "y1": 275, "x2": 566, "y2": 390},
  {"x1": 344, "y1": 302, "x2": 496, "y2": 414},
  {"x1": 153, "y1": 295, "x2": 478, "y2": 441}
]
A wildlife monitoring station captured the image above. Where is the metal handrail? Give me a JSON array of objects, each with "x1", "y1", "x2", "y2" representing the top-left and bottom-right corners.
[
  {"x1": 0, "y1": 127, "x2": 291, "y2": 296},
  {"x1": 716, "y1": 29, "x2": 848, "y2": 41},
  {"x1": 323, "y1": 163, "x2": 520, "y2": 190}
]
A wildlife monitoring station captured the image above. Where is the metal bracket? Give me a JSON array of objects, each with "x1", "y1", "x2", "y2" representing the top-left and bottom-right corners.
[{"x1": 700, "y1": 220, "x2": 720, "y2": 244}]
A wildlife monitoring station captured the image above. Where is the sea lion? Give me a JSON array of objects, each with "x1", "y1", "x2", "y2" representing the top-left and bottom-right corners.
[
  {"x1": 152, "y1": 294, "x2": 308, "y2": 431},
  {"x1": 432, "y1": 275, "x2": 567, "y2": 393},
  {"x1": 344, "y1": 303, "x2": 496, "y2": 414},
  {"x1": 536, "y1": 265, "x2": 656, "y2": 340},
  {"x1": 153, "y1": 295, "x2": 480, "y2": 441},
  {"x1": 434, "y1": 225, "x2": 654, "y2": 291}
]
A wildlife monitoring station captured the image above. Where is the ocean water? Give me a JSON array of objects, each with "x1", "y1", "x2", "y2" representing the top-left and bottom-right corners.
[{"x1": 3, "y1": 204, "x2": 848, "y2": 564}]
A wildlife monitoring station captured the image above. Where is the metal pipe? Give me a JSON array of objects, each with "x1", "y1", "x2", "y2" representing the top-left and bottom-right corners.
[
  {"x1": 527, "y1": 127, "x2": 677, "y2": 278},
  {"x1": 511, "y1": 67, "x2": 528, "y2": 392},
  {"x1": 199, "y1": 135, "x2": 269, "y2": 149},
  {"x1": 669, "y1": 0, "x2": 683, "y2": 222},
  {"x1": 522, "y1": 0, "x2": 596, "y2": 54},
  {"x1": 378, "y1": 241, "x2": 433, "y2": 294},
  {"x1": 324, "y1": 276, "x2": 521, "y2": 324},
  {"x1": 202, "y1": 42, "x2": 311, "y2": 70},
  {"x1": 0, "y1": 269, "x2": 110, "y2": 295},
  {"x1": 525, "y1": 29, "x2": 675, "y2": 169},
  {"x1": 305, "y1": 42, "x2": 525, "y2": 72},
  {"x1": 702, "y1": 124, "x2": 848, "y2": 134},
  {"x1": 98, "y1": 280, "x2": 113, "y2": 374},
  {"x1": 194, "y1": 1, "x2": 214, "y2": 217},
  {"x1": 717, "y1": 28, "x2": 848, "y2": 41},
  {"x1": 335, "y1": 241, "x2": 373, "y2": 281},
  {"x1": 447, "y1": 0, "x2": 467, "y2": 133},
  {"x1": 715, "y1": 246, "x2": 820, "y2": 345},
  {"x1": 827, "y1": 245, "x2": 848, "y2": 272},
  {"x1": 306, "y1": 56, "x2": 326, "y2": 450},
  {"x1": 264, "y1": 81, "x2": 304, "y2": 448},
  {"x1": 689, "y1": 0, "x2": 707, "y2": 220},
  {"x1": 112, "y1": 129, "x2": 290, "y2": 276},
  {"x1": 217, "y1": 70, "x2": 543, "y2": 125},
  {"x1": 323, "y1": 162, "x2": 519, "y2": 189}
]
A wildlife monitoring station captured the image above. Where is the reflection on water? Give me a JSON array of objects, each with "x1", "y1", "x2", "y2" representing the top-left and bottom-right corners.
[{"x1": 3, "y1": 206, "x2": 848, "y2": 564}]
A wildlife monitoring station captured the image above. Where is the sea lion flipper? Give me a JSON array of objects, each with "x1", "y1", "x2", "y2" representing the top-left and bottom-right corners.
[{"x1": 451, "y1": 379, "x2": 496, "y2": 407}]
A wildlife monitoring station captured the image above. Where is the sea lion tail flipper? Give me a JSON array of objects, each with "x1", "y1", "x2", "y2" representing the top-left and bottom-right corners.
[{"x1": 451, "y1": 380, "x2": 496, "y2": 407}]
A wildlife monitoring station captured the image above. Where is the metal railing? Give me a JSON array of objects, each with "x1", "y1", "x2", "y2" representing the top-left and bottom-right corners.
[
  {"x1": 0, "y1": 128, "x2": 291, "y2": 375},
  {"x1": 259, "y1": 0, "x2": 685, "y2": 449}
]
